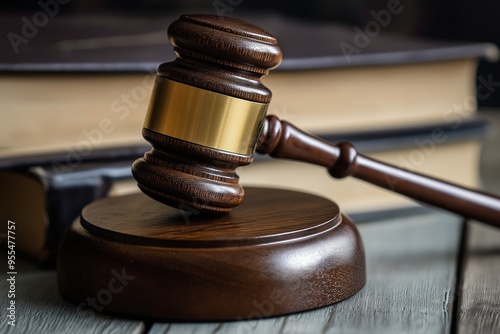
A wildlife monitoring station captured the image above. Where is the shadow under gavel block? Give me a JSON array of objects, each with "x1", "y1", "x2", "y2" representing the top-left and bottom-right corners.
[{"x1": 57, "y1": 187, "x2": 366, "y2": 320}]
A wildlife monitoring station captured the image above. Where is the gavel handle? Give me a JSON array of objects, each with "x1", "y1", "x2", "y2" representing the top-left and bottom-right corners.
[{"x1": 256, "y1": 115, "x2": 500, "y2": 228}]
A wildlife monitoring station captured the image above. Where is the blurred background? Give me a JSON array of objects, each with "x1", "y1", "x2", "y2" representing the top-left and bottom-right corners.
[{"x1": 3, "y1": 0, "x2": 500, "y2": 107}]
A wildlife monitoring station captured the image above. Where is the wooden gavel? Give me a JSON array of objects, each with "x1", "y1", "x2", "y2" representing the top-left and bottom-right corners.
[{"x1": 132, "y1": 14, "x2": 500, "y2": 227}]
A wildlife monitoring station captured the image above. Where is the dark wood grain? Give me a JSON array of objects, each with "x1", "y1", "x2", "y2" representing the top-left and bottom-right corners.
[
  {"x1": 132, "y1": 129, "x2": 251, "y2": 213},
  {"x1": 58, "y1": 187, "x2": 365, "y2": 320},
  {"x1": 161, "y1": 14, "x2": 282, "y2": 102},
  {"x1": 132, "y1": 14, "x2": 282, "y2": 213},
  {"x1": 80, "y1": 187, "x2": 340, "y2": 246},
  {"x1": 257, "y1": 115, "x2": 500, "y2": 227},
  {"x1": 150, "y1": 211, "x2": 463, "y2": 333}
]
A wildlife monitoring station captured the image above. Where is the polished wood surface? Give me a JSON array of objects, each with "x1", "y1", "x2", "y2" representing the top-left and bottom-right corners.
[
  {"x1": 10, "y1": 210, "x2": 482, "y2": 333},
  {"x1": 257, "y1": 115, "x2": 500, "y2": 227},
  {"x1": 162, "y1": 14, "x2": 282, "y2": 102},
  {"x1": 52, "y1": 13, "x2": 500, "y2": 329},
  {"x1": 61, "y1": 16, "x2": 367, "y2": 321},
  {"x1": 152, "y1": 211, "x2": 463, "y2": 333},
  {"x1": 58, "y1": 187, "x2": 366, "y2": 320},
  {"x1": 132, "y1": 129, "x2": 251, "y2": 213},
  {"x1": 132, "y1": 14, "x2": 283, "y2": 213}
]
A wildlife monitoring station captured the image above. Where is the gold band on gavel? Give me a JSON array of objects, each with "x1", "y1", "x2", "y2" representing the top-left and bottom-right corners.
[{"x1": 143, "y1": 77, "x2": 269, "y2": 156}]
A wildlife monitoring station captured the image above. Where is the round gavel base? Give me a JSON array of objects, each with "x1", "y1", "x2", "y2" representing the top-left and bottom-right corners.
[{"x1": 57, "y1": 187, "x2": 366, "y2": 320}]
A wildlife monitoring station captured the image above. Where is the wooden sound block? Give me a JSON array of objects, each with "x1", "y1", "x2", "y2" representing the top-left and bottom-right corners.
[{"x1": 57, "y1": 187, "x2": 366, "y2": 320}]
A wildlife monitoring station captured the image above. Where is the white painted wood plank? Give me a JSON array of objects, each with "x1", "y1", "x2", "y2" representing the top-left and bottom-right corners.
[
  {"x1": 456, "y1": 109, "x2": 500, "y2": 333},
  {"x1": 0, "y1": 270, "x2": 145, "y2": 334},
  {"x1": 456, "y1": 221, "x2": 500, "y2": 334}
]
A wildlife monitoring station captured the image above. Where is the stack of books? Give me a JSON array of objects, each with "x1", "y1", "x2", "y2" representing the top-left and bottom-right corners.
[
  {"x1": 240, "y1": 14, "x2": 497, "y2": 218},
  {"x1": 0, "y1": 13, "x2": 497, "y2": 264}
]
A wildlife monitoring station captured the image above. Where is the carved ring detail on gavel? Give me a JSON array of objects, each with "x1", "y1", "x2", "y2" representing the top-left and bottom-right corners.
[{"x1": 132, "y1": 14, "x2": 500, "y2": 228}]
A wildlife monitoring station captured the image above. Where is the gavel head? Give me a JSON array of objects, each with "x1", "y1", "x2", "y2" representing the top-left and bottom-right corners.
[{"x1": 132, "y1": 14, "x2": 282, "y2": 214}]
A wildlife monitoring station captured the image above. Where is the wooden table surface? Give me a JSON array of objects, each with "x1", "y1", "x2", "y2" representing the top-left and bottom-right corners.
[
  {"x1": 1, "y1": 211, "x2": 499, "y2": 334},
  {"x1": 1, "y1": 111, "x2": 499, "y2": 334}
]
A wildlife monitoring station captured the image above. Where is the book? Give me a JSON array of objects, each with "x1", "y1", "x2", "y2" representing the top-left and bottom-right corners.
[
  {"x1": 0, "y1": 13, "x2": 493, "y2": 263},
  {"x1": 251, "y1": 14, "x2": 498, "y2": 133},
  {"x1": 0, "y1": 13, "x2": 497, "y2": 164},
  {"x1": 0, "y1": 119, "x2": 486, "y2": 264},
  {"x1": 0, "y1": 160, "x2": 137, "y2": 265}
]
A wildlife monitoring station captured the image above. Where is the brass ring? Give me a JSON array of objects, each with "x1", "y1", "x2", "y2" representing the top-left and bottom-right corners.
[{"x1": 144, "y1": 78, "x2": 268, "y2": 155}]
